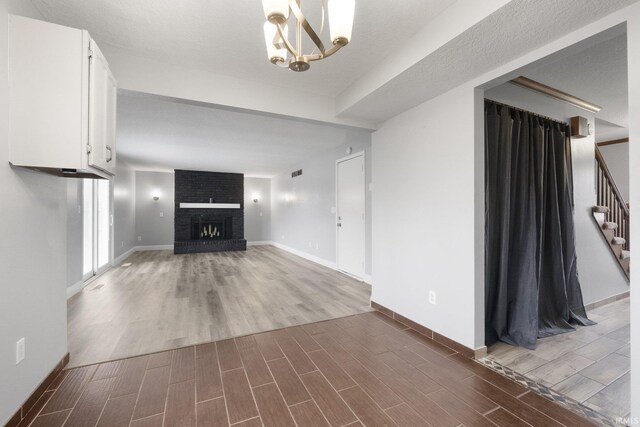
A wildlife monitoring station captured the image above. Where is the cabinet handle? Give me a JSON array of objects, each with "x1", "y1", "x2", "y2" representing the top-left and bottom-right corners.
[{"x1": 106, "y1": 145, "x2": 113, "y2": 162}]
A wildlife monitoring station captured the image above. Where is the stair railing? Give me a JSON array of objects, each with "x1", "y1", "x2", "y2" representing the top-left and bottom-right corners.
[{"x1": 595, "y1": 145, "x2": 629, "y2": 250}]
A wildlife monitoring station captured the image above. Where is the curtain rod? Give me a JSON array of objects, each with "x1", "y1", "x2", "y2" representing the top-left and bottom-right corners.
[
  {"x1": 485, "y1": 99, "x2": 569, "y2": 127},
  {"x1": 510, "y1": 76, "x2": 602, "y2": 113}
]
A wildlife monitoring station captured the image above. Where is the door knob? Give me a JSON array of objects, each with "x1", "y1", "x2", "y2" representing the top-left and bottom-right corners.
[{"x1": 337, "y1": 222, "x2": 342, "y2": 227}]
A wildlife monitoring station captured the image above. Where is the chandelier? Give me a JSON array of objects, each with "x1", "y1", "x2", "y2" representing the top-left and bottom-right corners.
[{"x1": 261, "y1": 0, "x2": 355, "y2": 72}]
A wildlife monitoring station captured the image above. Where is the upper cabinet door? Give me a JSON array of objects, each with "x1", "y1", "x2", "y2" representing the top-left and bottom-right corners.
[{"x1": 88, "y1": 39, "x2": 117, "y2": 174}]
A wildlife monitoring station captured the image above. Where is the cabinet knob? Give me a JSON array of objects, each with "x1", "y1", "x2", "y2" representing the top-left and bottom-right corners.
[{"x1": 106, "y1": 145, "x2": 113, "y2": 162}]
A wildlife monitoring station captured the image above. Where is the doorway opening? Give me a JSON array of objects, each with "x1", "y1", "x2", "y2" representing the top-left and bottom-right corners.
[{"x1": 479, "y1": 25, "x2": 631, "y2": 423}]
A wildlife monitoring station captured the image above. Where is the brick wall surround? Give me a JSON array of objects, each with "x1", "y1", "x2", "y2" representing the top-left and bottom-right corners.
[{"x1": 174, "y1": 170, "x2": 246, "y2": 254}]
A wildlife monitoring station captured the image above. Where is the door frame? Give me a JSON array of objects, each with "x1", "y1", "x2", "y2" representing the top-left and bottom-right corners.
[{"x1": 335, "y1": 150, "x2": 366, "y2": 279}]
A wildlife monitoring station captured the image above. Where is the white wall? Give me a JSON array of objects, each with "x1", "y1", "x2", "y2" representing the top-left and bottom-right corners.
[
  {"x1": 599, "y1": 142, "x2": 629, "y2": 202},
  {"x1": 485, "y1": 84, "x2": 629, "y2": 305},
  {"x1": 114, "y1": 159, "x2": 137, "y2": 258},
  {"x1": 0, "y1": 1, "x2": 69, "y2": 424},
  {"x1": 66, "y1": 180, "x2": 83, "y2": 288},
  {"x1": 372, "y1": 84, "x2": 479, "y2": 349},
  {"x1": 271, "y1": 129, "x2": 372, "y2": 275},
  {"x1": 135, "y1": 171, "x2": 175, "y2": 247},
  {"x1": 244, "y1": 178, "x2": 271, "y2": 242}
]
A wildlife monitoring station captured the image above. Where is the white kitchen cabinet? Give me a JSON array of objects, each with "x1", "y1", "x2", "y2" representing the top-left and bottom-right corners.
[{"x1": 8, "y1": 15, "x2": 117, "y2": 178}]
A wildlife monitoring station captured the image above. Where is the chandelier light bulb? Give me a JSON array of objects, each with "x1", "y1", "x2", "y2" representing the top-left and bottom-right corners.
[
  {"x1": 328, "y1": 0, "x2": 355, "y2": 44},
  {"x1": 262, "y1": 0, "x2": 289, "y2": 24},
  {"x1": 263, "y1": 21, "x2": 288, "y2": 63}
]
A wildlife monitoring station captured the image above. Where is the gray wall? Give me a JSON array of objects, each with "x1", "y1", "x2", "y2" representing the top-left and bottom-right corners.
[
  {"x1": 114, "y1": 160, "x2": 136, "y2": 258},
  {"x1": 0, "y1": 1, "x2": 69, "y2": 423},
  {"x1": 135, "y1": 171, "x2": 175, "y2": 247},
  {"x1": 67, "y1": 180, "x2": 83, "y2": 287},
  {"x1": 271, "y1": 129, "x2": 372, "y2": 275},
  {"x1": 599, "y1": 142, "x2": 629, "y2": 203},
  {"x1": 244, "y1": 177, "x2": 271, "y2": 242},
  {"x1": 486, "y1": 84, "x2": 629, "y2": 305}
]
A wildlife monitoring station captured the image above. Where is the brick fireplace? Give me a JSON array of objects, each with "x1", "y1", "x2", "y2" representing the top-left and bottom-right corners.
[{"x1": 174, "y1": 170, "x2": 247, "y2": 254}]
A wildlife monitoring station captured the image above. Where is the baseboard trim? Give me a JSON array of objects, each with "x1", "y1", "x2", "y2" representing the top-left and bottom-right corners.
[
  {"x1": 584, "y1": 291, "x2": 630, "y2": 311},
  {"x1": 247, "y1": 241, "x2": 272, "y2": 247},
  {"x1": 370, "y1": 300, "x2": 485, "y2": 359},
  {"x1": 114, "y1": 246, "x2": 137, "y2": 265},
  {"x1": 66, "y1": 280, "x2": 85, "y2": 299},
  {"x1": 271, "y1": 242, "x2": 338, "y2": 270},
  {"x1": 136, "y1": 244, "x2": 174, "y2": 251},
  {"x1": 5, "y1": 353, "x2": 69, "y2": 427}
]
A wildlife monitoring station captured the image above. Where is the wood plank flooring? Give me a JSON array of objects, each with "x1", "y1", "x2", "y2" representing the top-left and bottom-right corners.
[
  {"x1": 67, "y1": 246, "x2": 372, "y2": 367},
  {"x1": 487, "y1": 297, "x2": 630, "y2": 420},
  {"x1": 24, "y1": 311, "x2": 595, "y2": 427}
]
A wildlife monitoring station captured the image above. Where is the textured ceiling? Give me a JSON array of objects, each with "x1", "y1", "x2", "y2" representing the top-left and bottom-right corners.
[
  {"x1": 30, "y1": 0, "x2": 456, "y2": 97},
  {"x1": 116, "y1": 92, "x2": 369, "y2": 177},
  {"x1": 339, "y1": 0, "x2": 635, "y2": 123},
  {"x1": 525, "y1": 34, "x2": 628, "y2": 128}
]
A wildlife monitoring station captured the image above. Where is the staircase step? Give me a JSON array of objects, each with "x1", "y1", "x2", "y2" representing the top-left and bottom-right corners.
[
  {"x1": 603, "y1": 222, "x2": 618, "y2": 230},
  {"x1": 612, "y1": 236, "x2": 626, "y2": 245},
  {"x1": 593, "y1": 205, "x2": 610, "y2": 213},
  {"x1": 621, "y1": 250, "x2": 630, "y2": 260}
]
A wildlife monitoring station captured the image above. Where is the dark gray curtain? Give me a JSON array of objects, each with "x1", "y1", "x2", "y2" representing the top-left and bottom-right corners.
[{"x1": 484, "y1": 100, "x2": 594, "y2": 350}]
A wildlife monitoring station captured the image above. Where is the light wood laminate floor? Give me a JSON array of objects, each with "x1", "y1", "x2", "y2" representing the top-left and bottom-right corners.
[
  {"x1": 488, "y1": 297, "x2": 630, "y2": 420},
  {"x1": 67, "y1": 246, "x2": 372, "y2": 368}
]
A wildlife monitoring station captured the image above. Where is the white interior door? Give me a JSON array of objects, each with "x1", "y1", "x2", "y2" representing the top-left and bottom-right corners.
[{"x1": 337, "y1": 153, "x2": 365, "y2": 278}]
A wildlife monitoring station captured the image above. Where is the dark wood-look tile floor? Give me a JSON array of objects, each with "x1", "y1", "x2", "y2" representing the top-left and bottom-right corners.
[
  {"x1": 67, "y1": 246, "x2": 372, "y2": 368},
  {"x1": 23, "y1": 311, "x2": 595, "y2": 427}
]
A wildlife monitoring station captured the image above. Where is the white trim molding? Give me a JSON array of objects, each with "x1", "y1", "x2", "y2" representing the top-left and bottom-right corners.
[
  {"x1": 114, "y1": 246, "x2": 137, "y2": 265},
  {"x1": 247, "y1": 241, "x2": 272, "y2": 246},
  {"x1": 66, "y1": 280, "x2": 85, "y2": 299},
  {"x1": 137, "y1": 244, "x2": 174, "y2": 251},
  {"x1": 271, "y1": 241, "x2": 338, "y2": 270}
]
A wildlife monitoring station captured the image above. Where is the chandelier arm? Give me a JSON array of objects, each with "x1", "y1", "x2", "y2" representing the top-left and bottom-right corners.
[
  {"x1": 318, "y1": 42, "x2": 345, "y2": 59},
  {"x1": 288, "y1": 0, "x2": 326, "y2": 54},
  {"x1": 275, "y1": 22, "x2": 298, "y2": 57}
]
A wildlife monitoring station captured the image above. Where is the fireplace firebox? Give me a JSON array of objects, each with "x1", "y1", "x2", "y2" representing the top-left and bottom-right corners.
[{"x1": 191, "y1": 216, "x2": 232, "y2": 240}]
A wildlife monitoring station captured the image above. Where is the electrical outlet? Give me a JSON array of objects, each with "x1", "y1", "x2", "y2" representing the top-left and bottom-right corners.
[
  {"x1": 77, "y1": 205, "x2": 81, "y2": 214},
  {"x1": 428, "y1": 291, "x2": 436, "y2": 305},
  {"x1": 121, "y1": 241, "x2": 124, "y2": 247},
  {"x1": 259, "y1": 212, "x2": 263, "y2": 217},
  {"x1": 16, "y1": 338, "x2": 25, "y2": 364},
  {"x1": 137, "y1": 236, "x2": 142, "y2": 241},
  {"x1": 160, "y1": 212, "x2": 164, "y2": 217}
]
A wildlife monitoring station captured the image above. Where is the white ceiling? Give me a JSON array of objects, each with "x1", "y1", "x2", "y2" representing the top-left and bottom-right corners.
[
  {"x1": 116, "y1": 92, "x2": 369, "y2": 177},
  {"x1": 337, "y1": 0, "x2": 634, "y2": 122},
  {"x1": 30, "y1": 0, "x2": 456, "y2": 98},
  {"x1": 524, "y1": 34, "x2": 628, "y2": 130}
]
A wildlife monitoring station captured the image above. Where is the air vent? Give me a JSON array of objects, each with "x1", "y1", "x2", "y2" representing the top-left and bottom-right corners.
[{"x1": 291, "y1": 169, "x2": 303, "y2": 178}]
